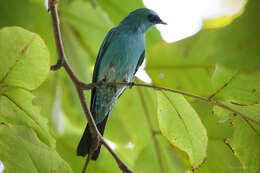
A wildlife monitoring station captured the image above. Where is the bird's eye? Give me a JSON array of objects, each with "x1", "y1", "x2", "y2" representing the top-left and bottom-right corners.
[{"x1": 148, "y1": 14, "x2": 158, "y2": 23}]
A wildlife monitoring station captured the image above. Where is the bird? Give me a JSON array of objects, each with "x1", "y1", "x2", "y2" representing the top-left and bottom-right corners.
[{"x1": 77, "y1": 8, "x2": 166, "y2": 160}]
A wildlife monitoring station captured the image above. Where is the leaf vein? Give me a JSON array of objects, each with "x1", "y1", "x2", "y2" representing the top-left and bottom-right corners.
[
  {"x1": 160, "y1": 91, "x2": 196, "y2": 160},
  {"x1": 0, "y1": 37, "x2": 35, "y2": 84},
  {"x1": 2, "y1": 94, "x2": 43, "y2": 133}
]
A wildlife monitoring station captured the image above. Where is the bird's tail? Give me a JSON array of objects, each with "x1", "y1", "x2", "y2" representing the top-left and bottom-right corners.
[{"x1": 77, "y1": 116, "x2": 108, "y2": 160}]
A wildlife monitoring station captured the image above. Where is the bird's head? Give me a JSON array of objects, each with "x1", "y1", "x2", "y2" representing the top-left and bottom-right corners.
[{"x1": 120, "y1": 8, "x2": 167, "y2": 33}]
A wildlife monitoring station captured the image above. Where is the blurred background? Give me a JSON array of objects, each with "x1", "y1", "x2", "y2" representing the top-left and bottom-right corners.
[{"x1": 1, "y1": 0, "x2": 260, "y2": 173}]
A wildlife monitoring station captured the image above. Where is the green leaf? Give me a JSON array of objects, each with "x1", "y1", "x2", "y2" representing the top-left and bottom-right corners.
[
  {"x1": 61, "y1": 24, "x2": 93, "y2": 82},
  {"x1": 0, "y1": 0, "x2": 57, "y2": 65},
  {"x1": 208, "y1": 0, "x2": 260, "y2": 71},
  {"x1": 196, "y1": 140, "x2": 243, "y2": 173},
  {"x1": 147, "y1": 40, "x2": 213, "y2": 97},
  {"x1": 133, "y1": 136, "x2": 186, "y2": 173},
  {"x1": 97, "y1": 0, "x2": 144, "y2": 24},
  {"x1": 213, "y1": 105, "x2": 233, "y2": 123},
  {"x1": 0, "y1": 124, "x2": 73, "y2": 173},
  {"x1": 212, "y1": 66, "x2": 260, "y2": 105},
  {"x1": 191, "y1": 99, "x2": 243, "y2": 173},
  {"x1": 56, "y1": 130, "x2": 121, "y2": 173},
  {"x1": 55, "y1": 132, "x2": 85, "y2": 173},
  {"x1": 213, "y1": 102, "x2": 260, "y2": 125},
  {"x1": 33, "y1": 75, "x2": 57, "y2": 120},
  {"x1": 0, "y1": 27, "x2": 50, "y2": 90},
  {"x1": 227, "y1": 103, "x2": 260, "y2": 124},
  {"x1": 191, "y1": 101, "x2": 233, "y2": 140},
  {"x1": 0, "y1": 88, "x2": 55, "y2": 147},
  {"x1": 158, "y1": 136, "x2": 186, "y2": 173},
  {"x1": 133, "y1": 144, "x2": 161, "y2": 173},
  {"x1": 157, "y1": 91, "x2": 208, "y2": 169},
  {"x1": 225, "y1": 117, "x2": 260, "y2": 173},
  {"x1": 62, "y1": 1, "x2": 113, "y2": 64},
  {"x1": 107, "y1": 87, "x2": 153, "y2": 165}
]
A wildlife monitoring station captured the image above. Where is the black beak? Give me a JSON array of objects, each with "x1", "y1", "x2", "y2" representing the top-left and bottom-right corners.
[{"x1": 158, "y1": 18, "x2": 167, "y2": 25}]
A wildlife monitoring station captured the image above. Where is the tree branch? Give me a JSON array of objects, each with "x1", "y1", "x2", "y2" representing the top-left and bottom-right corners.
[
  {"x1": 80, "y1": 81, "x2": 260, "y2": 125},
  {"x1": 48, "y1": 1, "x2": 132, "y2": 173}
]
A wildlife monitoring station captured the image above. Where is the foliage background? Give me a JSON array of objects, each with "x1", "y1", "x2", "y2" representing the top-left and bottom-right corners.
[{"x1": 0, "y1": 0, "x2": 259, "y2": 173}]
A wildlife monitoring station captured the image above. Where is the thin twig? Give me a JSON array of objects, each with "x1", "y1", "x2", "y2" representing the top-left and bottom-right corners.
[
  {"x1": 48, "y1": 1, "x2": 132, "y2": 173},
  {"x1": 82, "y1": 155, "x2": 91, "y2": 173},
  {"x1": 137, "y1": 88, "x2": 165, "y2": 173},
  {"x1": 208, "y1": 71, "x2": 239, "y2": 100},
  {"x1": 80, "y1": 81, "x2": 260, "y2": 125}
]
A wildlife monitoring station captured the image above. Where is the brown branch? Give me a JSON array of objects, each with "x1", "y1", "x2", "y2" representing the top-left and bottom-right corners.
[
  {"x1": 137, "y1": 88, "x2": 165, "y2": 173},
  {"x1": 80, "y1": 81, "x2": 260, "y2": 125},
  {"x1": 48, "y1": 1, "x2": 132, "y2": 173}
]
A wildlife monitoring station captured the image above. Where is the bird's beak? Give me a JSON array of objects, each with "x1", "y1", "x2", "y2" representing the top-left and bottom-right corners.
[{"x1": 158, "y1": 19, "x2": 167, "y2": 25}]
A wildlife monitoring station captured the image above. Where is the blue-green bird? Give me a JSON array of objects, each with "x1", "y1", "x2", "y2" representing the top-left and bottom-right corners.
[{"x1": 77, "y1": 8, "x2": 166, "y2": 160}]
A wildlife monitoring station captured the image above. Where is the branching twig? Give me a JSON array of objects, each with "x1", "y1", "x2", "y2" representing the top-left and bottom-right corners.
[
  {"x1": 48, "y1": 1, "x2": 133, "y2": 173},
  {"x1": 137, "y1": 88, "x2": 165, "y2": 173}
]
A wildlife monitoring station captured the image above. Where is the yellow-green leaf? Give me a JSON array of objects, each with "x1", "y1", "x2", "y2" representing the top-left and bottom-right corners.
[
  {"x1": 213, "y1": 102, "x2": 260, "y2": 125},
  {"x1": 0, "y1": 27, "x2": 49, "y2": 90},
  {"x1": 209, "y1": 0, "x2": 260, "y2": 71},
  {"x1": 212, "y1": 66, "x2": 260, "y2": 105},
  {"x1": 196, "y1": 140, "x2": 243, "y2": 173},
  {"x1": 0, "y1": 88, "x2": 55, "y2": 147},
  {"x1": 0, "y1": 124, "x2": 73, "y2": 173},
  {"x1": 147, "y1": 40, "x2": 213, "y2": 97},
  {"x1": 157, "y1": 91, "x2": 208, "y2": 168},
  {"x1": 225, "y1": 117, "x2": 260, "y2": 173}
]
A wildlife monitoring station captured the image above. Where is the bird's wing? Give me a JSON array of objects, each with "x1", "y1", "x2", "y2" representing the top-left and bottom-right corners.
[
  {"x1": 90, "y1": 28, "x2": 116, "y2": 114},
  {"x1": 116, "y1": 50, "x2": 146, "y2": 100},
  {"x1": 134, "y1": 50, "x2": 145, "y2": 75}
]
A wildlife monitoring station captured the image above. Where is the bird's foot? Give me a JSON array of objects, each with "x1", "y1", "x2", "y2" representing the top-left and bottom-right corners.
[
  {"x1": 129, "y1": 82, "x2": 136, "y2": 89},
  {"x1": 98, "y1": 80, "x2": 106, "y2": 88},
  {"x1": 97, "y1": 78, "x2": 108, "y2": 88}
]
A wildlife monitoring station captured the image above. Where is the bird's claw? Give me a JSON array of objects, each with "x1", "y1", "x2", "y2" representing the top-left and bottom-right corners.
[
  {"x1": 98, "y1": 80, "x2": 106, "y2": 88},
  {"x1": 129, "y1": 82, "x2": 136, "y2": 89}
]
